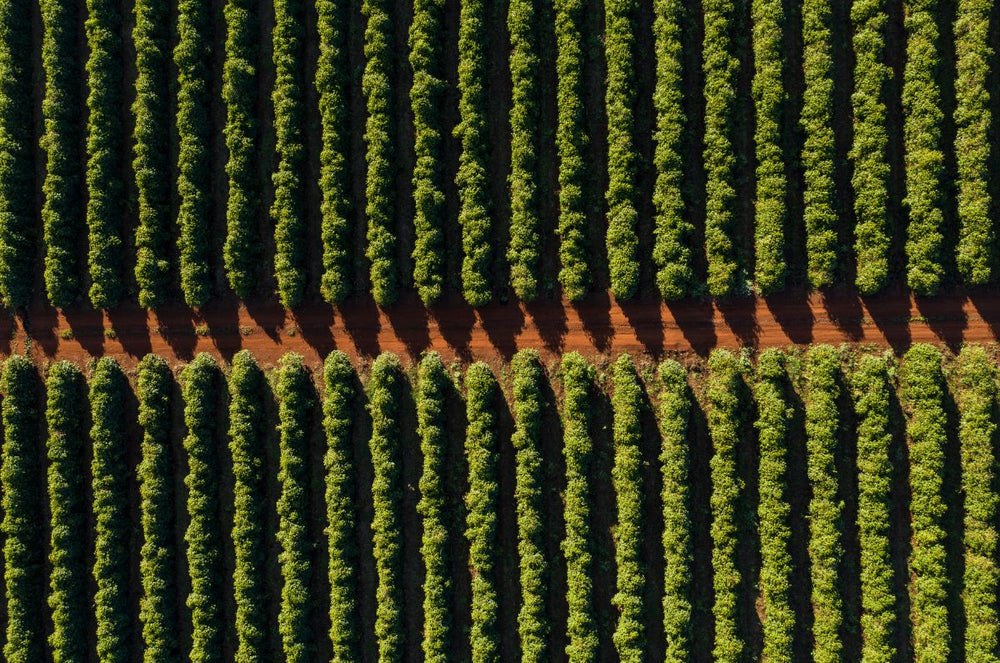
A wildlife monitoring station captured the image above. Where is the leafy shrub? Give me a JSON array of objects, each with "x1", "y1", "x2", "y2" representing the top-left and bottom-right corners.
[
  {"x1": 323, "y1": 351, "x2": 360, "y2": 660},
  {"x1": 560, "y1": 352, "x2": 597, "y2": 661},
  {"x1": 611, "y1": 354, "x2": 645, "y2": 660},
  {"x1": 228, "y1": 351, "x2": 267, "y2": 660},
  {"x1": 899, "y1": 344, "x2": 950, "y2": 661},
  {"x1": 368, "y1": 352, "x2": 404, "y2": 659},
  {"x1": 223, "y1": 0, "x2": 260, "y2": 299},
  {"x1": 850, "y1": 0, "x2": 891, "y2": 294},
  {"x1": 45, "y1": 361, "x2": 89, "y2": 662},
  {"x1": 272, "y1": 0, "x2": 307, "y2": 308},
  {"x1": 137, "y1": 354, "x2": 178, "y2": 660},
  {"x1": 175, "y1": 0, "x2": 213, "y2": 307},
  {"x1": 40, "y1": 0, "x2": 83, "y2": 308},
  {"x1": 652, "y1": 0, "x2": 692, "y2": 299},
  {"x1": 409, "y1": 0, "x2": 446, "y2": 305},
  {"x1": 510, "y1": 350, "x2": 548, "y2": 659},
  {"x1": 133, "y1": 0, "x2": 172, "y2": 307}
]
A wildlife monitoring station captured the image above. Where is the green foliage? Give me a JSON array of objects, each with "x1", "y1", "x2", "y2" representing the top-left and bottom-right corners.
[
  {"x1": 651, "y1": 0, "x2": 692, "y2": 299},
  {"x1": 803, "y1": 345, "x2": 843, "y2": 663},
  {"x1": 466, "y1": 362, "x2": 500, "y2": 660},
  {"x1": 40, "y1": 0, "x2": 83, "y2": 308},
  {"x1": 954, "y1": 0, "x2": 994, "y2": 283},
  {"x1": 851, "y1": 354, "x2": 896, "y2": 663},
  {"x1": 409, "y1": 0, "x2": 446, "y2": 305},
  {"x1": 0, "y1": 0, "x2": 34, "y2": 309},
  {"x1": 416, "y1": 353, "x2": 452, "y2": 661},
  {"x1": 901, "y1": 0, "x2": 945, "y2": 295},
  {"x1": 510, "y1": 350, "x2": 548, "y2": 660},
  {"x1": 223, "y1": 0, "x2": 260, "y2": 299},
  {"x1": 657, "y1": 360, "x2": 691, "y2": 662},
  {"x1": 276, "y1": 354, "x2": 314, "y2": 662},
  {"x1": 133, "y1": 0, "x2": 172, "y2": 307},
  {"x1": 751, "y1": 0, "x2": 786, "y2": 293},
  {"x1": 554, "y1": 0, "x2": 590, "y2": 300},
  {"x1": 368, "y1": 352, "x2": 404, "y2": 660},
  {"x1": 456, "y1": 0, "x2": 491, "y2": 306},
  {"x1": 45, "y1": 361, "x2": 88, "y2": 662},
  {"x1": 702, "y1": 0, "x2": 741, "y2": 296},
  {"x1": 91, "y1": 357, "x2": 131, "y2": 662},
  {"x1": 175, "y1": 0, "x2": 212, "y2": 307},
  {"x1": 317, "y1": 0, "x2": 353, "y2": 303},
  {"x1": 800, "y1": 0, "x2": 837, "y2": 287},
  {"x1": 611, "y1": 355, "x2": 644, "y2": 660},
  {"x1": 706, "y1": 349, "x2": 744, "y2": 662},
  {"x1": 957, "y1": 346, "x2": 1000, "y2": 662},
  {"x1": 753, "y1": 350, "x2": 794, "y2": 661},
  {"x1": 272, "y1": 0, "x2": 307, "y2": 308},
  {"x1": 506, "y1": 0, "x2": 541, "y2": 300},
  {"x1": 850, "y1": 0, "x2": 891, "y2": 294},
  {"x1": 323, "y1": 352, "x2": 360, "y2": 660},
  {"x1": 228, "y1": 351, "x2": 267, "y2": 661},
  {"x1": 182, "y1": 353, "x2": 223, "y2": 662},
  {"x1": 899, "y1": 344, "x2": 950, "y2": 662},
  {"x1": 362, "y1": 0, "x2": 398, "y2": 306},
  {"x1": 605, "y1": 0, "x2": 639, "y2": 300},
  {"x1": 561, "y1": 352, "x2": 597, "y2": 662},
  {"x1": 1, "y1": 356, "x2": 44, "y2": 662},
  {"x1": 85, "y1": 0, "x2": 125, "y2": 308},
  {"x1": 137, "y1": 354, "x2": 178, "y2": 661}
]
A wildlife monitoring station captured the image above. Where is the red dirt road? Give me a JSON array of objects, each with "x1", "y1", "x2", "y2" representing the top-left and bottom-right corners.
[{"x1": 8, "y1": 288, "x2": 999, "y2": 367}]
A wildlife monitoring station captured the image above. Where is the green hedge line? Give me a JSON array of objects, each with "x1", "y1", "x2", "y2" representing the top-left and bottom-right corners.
[
  {"x1": 317, "y1": 0, "x2": 353, "y2": 303},
  {"x1": 2, "y1": 356, "x2": 44, "y2": 662},
  {"x1": 850, "y1": 0, "x2": 891, "y2": 294},
  {"x1": 702, "y1": 0, "x2": 740, "y2": 296},
  {"x1": 276, "y1": 354, "x2": 314, "y2": 661},
  {"x1": 45, "y1": 361, "x2": 88, "y2": 662},
  {"x1": 363, "y1": 0, "x2": 398, "y2": 306},
  {"x1": 91, "y1": 357, "x2": 131, "y2": 662},
  {"x1": 605, "y1": 0, "x2": 639, "y2": 300},
  {"x1": 41, "y1": 0, "x2": 83, "y2": 308},
  {"x1": 137, "y1": 354, "x2": 178, "y2": 660},
  {"x1": 957, "y1": 346, "x2": 1000, "y2": 661},
  {"x1": 228, "y1": 351, "x2": 267, "y2": 659},
  {"x1": 657, "y1": 360, "x2": 691, "y2": 662},
  {"x1": 409, "y1": 0, "x2": 446, "y2": 305},
  {"x1": 368, "y1": 352, "x2": 404, "y2": 659},
  {"x1": 900, "y1": 344, "x2": 950, "y2": 661},
  {"x1": 456, "y1": 0, "x2": 492, "y2": 306},
  {"x1": 954, "y1": 0, "x2": 994, "y2": 284},
  {"x1": 417, "y1": 353, "x2": 451, "y2": 661},
  {"x1": 182, "y1": 353, "x2": 223, "y2": 662},
  {"x1": 85, "y1": 0, "x2": 125, "y2": 308},
  {"x1": 751, "y1": 0, "x2": 786, "y2": 294},
  {"x1": 222, "y1": 0, "x2": 260, "y2": 299},
  {"x1": 555, "y1": 0, "x2": 590, "y2": 301},
  {"x1": 753, "y1": 350, "x2": 793, "y2": 661},
  {"x1": 803, "y1": 345, "x2": 843, "y2": 663},
  {"x1": 506, "y1": 0, "x2": 541, "y2": 300},
  {"x1": 611, "y1": 354, "x2": 644, "y2": 660},
  {"x1": 510, "y1": 350, "x2": 548, "y2": 660},
  {"x1": 851, "y1": 354, "x2": 896, "y2": 662},
  {"x1": 706, "y1": 349, "x2": 744, "y2": 662},
  {"x1": 175, "y1": 0, "x2": 213, "y2": 307},
  {"x1": 0, "y1": 0, "x2": 34, "y2": 309},
  {"x1": 800, "y1": 0, "x2": 837, "y2": 287},
  {"x1": 561, "y1": 352, "x2": 597, "y2": 661},
  {"x1": 901, "y1": 0, "x2": 945, "y2": 295},
  {"x1": 652, "y1": 0, "x2": 692, "y2": 299},
  {"x1": 323, "y1": 351, "x2": 360, "y2": 660},
  {"x1": 133, "y1": 0, "x2": 172, "y2": 307}
]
